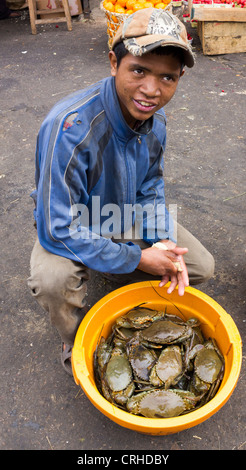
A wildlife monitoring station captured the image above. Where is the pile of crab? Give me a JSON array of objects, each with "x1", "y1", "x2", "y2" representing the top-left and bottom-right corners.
[{"x1": 93, "y1": 306, "x2": 224, "y2": 418}]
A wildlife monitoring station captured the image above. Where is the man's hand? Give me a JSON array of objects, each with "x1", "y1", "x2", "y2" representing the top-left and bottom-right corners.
[{"x1": 137, "y1": 240, "x2": 189, "y2": 296}]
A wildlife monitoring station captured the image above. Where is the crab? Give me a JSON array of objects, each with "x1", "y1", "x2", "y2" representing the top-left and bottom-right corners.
[
  {"x1": 113, "y1": 306, "x2": 166, "y2": 330},
  {"x1": 149, "y1": 345, "x2": 183, "y2": 389},
  {"x1": 182, "y1": 320, "x2": 205, "y2": 371},
  {"x1": 140, "y1": 319, "x2": 193, "y2": 346},
  {"x1": 191, "y1": 339, "x2": 224, "y2": 394},
  {"x1": 96, "y1": 335, "x2": 113, "y2": 370},
  {"x1": 184, "y1": 343, "x2": 205, "y2": 372},
  {"x1": 93, "y1": 334, "x2": 114, "y2": 395},
  {"x1": 126, "y1": 389, "x2": 199, "y2": 418},
  {"x1": 103, "y1": 347, "x2": 135, "y2": 406},
  {"x1": 114, "y1": 327, "x2": 136, "y2": 342},
  {"x1": 93, "y1": 312, "x2": 225, "y2": 414},
  {"x1": 126, "y1": 332, "x2": 157, "y2": 383}
]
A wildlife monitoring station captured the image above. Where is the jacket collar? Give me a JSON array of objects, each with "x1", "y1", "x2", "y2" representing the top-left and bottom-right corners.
[{"x1": 100, "y1": 77, "x2": 153, "y2": 141}]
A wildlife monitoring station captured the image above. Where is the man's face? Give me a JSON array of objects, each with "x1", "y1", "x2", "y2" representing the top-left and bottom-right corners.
[{"x1": 109, "y1": 50, "x2": 184, "y2": 129}]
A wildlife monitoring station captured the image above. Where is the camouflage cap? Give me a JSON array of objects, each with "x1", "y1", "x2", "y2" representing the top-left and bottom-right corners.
[{"x1": 112, "y1": 8, "x2": 194, "y2": 68}]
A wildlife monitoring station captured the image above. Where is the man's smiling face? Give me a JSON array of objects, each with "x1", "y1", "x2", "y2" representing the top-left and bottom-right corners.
[{"x1": 109, "y1": 49, "x2": 184, "y2": 129}]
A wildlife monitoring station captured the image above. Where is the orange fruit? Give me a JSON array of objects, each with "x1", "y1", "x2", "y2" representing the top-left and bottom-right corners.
[
  {"x1": 150, "y1": 0, "x2": 160, "y2": 4},
  {"x1": 116, "y1": 0, "x2": 127, "y2": 6},
  {"x1": 155, "y1": 2, "x2": 166, "y2": 7},
  {"x1": 126, "y1": 0, "x2": 135, "y2": 9},
  {"x1": 104, "y1": 1, "x2": 115, "y2": 11},
  {"x1": 143, "y1": 1, "x2": 153, "y2": 6},
  {"x1": 114, "y1": 3, "x2": 126, "y2": 12},
  {"x1": 126, "y1": 8, "x2": 133, "y2": 13},
  {"x1": 133, "y1": 2, "x2": 144, "y2": 10}
]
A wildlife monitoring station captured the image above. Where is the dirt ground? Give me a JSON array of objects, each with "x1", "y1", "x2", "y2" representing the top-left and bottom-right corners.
[{"x1": 0, "y1": 2, "x2": 245, "y2": 452}]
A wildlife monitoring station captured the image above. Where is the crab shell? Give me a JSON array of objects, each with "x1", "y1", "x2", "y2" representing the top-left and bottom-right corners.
[
  {"x1": 140, "y1": 320, "x2": 193, "y2": 345},
  {"x1": 110, "y1": 382, "x2": 135, "y2": 406},
  {"x1": 126, "y1": 332, "x2": 157, "y2": 381},
  {"x1": 114, "y1": 307, "x2": 165, "y2": 329},
  {"x1": 126, "y1": 389, "x2": 196, "y2": 418},
  {"x1": 96, "y1": 336, "x2": 113, "y2": 370},
  {"x1": 194, "y1": 348, "x2": 223, "y2": 384},
  {"x1": 105, "y1": 350, "x2": 133, "y2": 392},
  {"x1": 149, "y1": 345, "x2": 183, "y2": 388}
]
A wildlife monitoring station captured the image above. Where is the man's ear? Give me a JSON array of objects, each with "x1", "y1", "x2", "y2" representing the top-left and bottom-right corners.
[
  {"x1": 109, "y1": 51, "x2": 118, "y2": 77},
  {"x1": 180, "y1": 69, "x2": 185, "y2": 78}
]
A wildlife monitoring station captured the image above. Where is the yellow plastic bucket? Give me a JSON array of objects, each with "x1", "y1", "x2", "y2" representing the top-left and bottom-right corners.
[{"x1": 72, "y1": 281, "x2": 242, "y2": 435}]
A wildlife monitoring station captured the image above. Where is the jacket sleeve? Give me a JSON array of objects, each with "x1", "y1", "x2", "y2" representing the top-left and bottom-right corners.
[
  {"x1": 135, "y1": 130, "x2": 176, "y2": 244},
  {"x1": 34, "y1": 111, "x2": 142, "y2": 275}
]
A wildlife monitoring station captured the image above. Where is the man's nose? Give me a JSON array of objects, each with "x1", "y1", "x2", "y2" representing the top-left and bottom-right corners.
[{"x1": 139, "y1": 77, "x2": 161, "y2": 97}]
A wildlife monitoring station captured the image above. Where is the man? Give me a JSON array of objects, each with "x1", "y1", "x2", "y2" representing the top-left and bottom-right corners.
[{"x1": 28, "y1": 9, "x2": 214, "y2": 375}]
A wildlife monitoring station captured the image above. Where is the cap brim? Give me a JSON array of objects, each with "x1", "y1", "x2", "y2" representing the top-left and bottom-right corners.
[{"x1": 123, "y1": 36, "x2": 194, "y2": 68}]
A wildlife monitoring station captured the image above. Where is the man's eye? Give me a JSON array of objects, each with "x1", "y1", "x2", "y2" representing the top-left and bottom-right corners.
[
  {"x1": 163, "y1": 76, "x2": 174, "y2": 82},
  {"x1": 133, "y1": 68, "x2": 144, "y2": 75}
]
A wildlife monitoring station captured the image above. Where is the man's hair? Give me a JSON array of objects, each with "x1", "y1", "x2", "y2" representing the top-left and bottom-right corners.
[{"x1": 113, "y1": 42, "x2": 185, "y2": 73}]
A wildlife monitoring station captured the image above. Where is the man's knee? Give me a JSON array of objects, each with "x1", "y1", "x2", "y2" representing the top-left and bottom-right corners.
[
  {"x1": 189, "y1": 250, "x2": 215, "y2": 285},
  {"x1": 27, "y1": 239, "x2": 89, "y2": 310},
  {"x1": 27, "y1": 258, "x2": 65, "y2": 312},
  {"x1": 200, "y1": 250, "x2": 214, "y2": 282}
]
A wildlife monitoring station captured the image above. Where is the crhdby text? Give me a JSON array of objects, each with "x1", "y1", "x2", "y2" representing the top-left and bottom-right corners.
[
  {"x1": 121, "y1": 454, "x2": 169, "y2": 464},
  {"x1": 77, "y1": 454, "x2": 169, "y2": 467}
]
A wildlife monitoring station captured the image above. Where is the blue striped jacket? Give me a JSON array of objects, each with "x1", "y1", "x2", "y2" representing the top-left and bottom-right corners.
[{"x1": 31, "y1": 76, "x2": 174, "y2": 274}]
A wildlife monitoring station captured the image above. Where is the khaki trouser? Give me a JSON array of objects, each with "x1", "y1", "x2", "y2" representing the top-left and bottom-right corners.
[{"x1": 27, "y1": 223, "x2": 214, "y2": 346}]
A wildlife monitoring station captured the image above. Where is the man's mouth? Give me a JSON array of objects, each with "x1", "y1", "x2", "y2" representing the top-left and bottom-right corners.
[{"x1": 133, "y1": 99, "x2": 157, "y2": 113}]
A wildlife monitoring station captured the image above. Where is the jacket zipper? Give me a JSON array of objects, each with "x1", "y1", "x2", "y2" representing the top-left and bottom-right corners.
[{"x1": 125, "y1": 134, "x2": 141, "y2": 205}]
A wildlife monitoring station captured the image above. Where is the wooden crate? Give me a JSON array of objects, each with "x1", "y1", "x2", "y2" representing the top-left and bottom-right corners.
[{"x1": 188, "y1": 1, "x2": 246, "y2": 55}]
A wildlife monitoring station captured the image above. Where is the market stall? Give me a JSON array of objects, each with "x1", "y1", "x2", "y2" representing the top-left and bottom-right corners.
[
  {"x1": 188, "y1": 0, "x2": 246, "y2": 54},
  {"x1": 100, "y1": 0, "x2": 246, "y2": 55}
]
